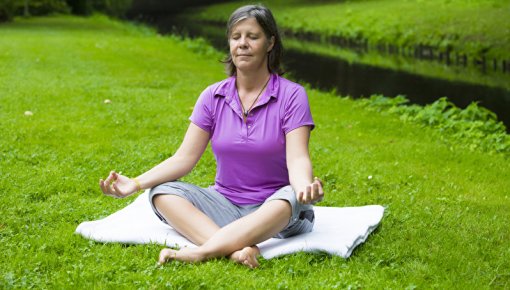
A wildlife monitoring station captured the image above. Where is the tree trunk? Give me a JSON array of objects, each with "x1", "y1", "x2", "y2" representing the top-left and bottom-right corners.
[{"x1": 24, "y1": 0, "x2": 30, "y2": 17}]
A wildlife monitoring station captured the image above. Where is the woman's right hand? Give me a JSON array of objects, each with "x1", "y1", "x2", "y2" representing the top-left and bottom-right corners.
[{"x1": 99, "y1": 171, "x2": 139, "y2": 198}]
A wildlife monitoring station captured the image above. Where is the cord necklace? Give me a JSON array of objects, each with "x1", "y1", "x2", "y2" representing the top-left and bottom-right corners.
[{"x1": 238, "y1": 76, "x2": 270, "y2": 123}]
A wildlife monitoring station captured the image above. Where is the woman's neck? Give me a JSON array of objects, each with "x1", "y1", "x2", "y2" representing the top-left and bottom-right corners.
[{"x1": 236, "y1": 69, "x2": 271, "y2": 93}]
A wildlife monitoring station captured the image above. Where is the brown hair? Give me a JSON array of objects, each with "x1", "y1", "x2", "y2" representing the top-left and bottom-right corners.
[{"x1": 223, "y1": 5, "x2": 284, "y2": 76}]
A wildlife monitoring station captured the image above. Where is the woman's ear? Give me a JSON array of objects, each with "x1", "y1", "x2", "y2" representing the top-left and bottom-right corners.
[{"x1": 267, "y1": 36, "x2": 275, "y2": 52}]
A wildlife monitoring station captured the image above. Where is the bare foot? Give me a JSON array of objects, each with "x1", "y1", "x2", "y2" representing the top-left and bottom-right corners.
[
  {"x1": 229, "y1": 246, "x2": 260, "y2": 269},
  {"x1": 158, "y1": 247, "x2": 205, "y2": 265},
  {"x1": 158, "y1": 246, "x2": 260, "y2": 268}
]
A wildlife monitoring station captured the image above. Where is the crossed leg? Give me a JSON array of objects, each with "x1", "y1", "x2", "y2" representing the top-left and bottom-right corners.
[{"x1": 153, "y1": 194, "x2": 291, "y2": 268}]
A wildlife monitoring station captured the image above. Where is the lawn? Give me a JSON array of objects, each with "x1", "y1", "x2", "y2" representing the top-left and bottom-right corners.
[{"x1": 0, "y1": 15, "x2": 509, "y2": 288}]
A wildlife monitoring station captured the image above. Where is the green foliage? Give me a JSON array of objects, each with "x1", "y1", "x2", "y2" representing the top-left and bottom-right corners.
[
  {"x1": 93, "y1": 0, "x2": 132, "y2": 18},
  {"x1": 357, "y1": 95, "x2": 510, "y2": 154},
  {"x1": 64, "y1": 0, "x2": 91, "y2": 15},
  {"x1": 0, "y1": 0, "x2": 132, "y2": 18},
  {"x1": 66, "y1": 0, "x2": 132, "y2": 17},
  {"x1": 30, "y1": 0, "x2": 68, "y2": 15},
  {"x1": 0, "y1": 0, "x2": 15, "y2": 21},
  {"x1": 0, "y1": 0, "x2": 70, "y2": 19},
  {"x1": 14, "y1": 0, "x2": 70, "y2": 16}
]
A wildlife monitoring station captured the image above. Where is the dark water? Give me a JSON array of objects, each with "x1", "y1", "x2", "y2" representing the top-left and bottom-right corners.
[
  {"x1": 285, "y1": 50, "x2": 510, "y2": 113},
  {"x1": 141, "y1": 14, "x2": 510, "y2": 130}
]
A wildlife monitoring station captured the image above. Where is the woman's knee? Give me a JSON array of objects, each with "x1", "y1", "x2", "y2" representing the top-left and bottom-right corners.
[
  {"x1": 262, "y1": 199, "x2": 292, "y2": 219},
  {"x1": 153, "y1": 194, "x2": 188, "y2": 211}
]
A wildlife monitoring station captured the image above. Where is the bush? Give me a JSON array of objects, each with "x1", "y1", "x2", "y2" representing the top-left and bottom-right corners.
[
  {"x1": 0, "y1": 0, "x2": 16, "y2": 22},
  {"x1": 65, "y1": 0, "x2": 91, "y2": 15},
  {"x1": 0, "y1": 0, "x2": 70, "y2": 19},
  {"x1": 0, "y1": 0, "x2": 132, "y2": 19},
  {"x1": 66, "y1": 0, "x2": 132, "y2": 17},
  {"x1": 15, "y1": 0, "x2": 70, "y2": 16},
  {"x1": 357, "y1": 95, "x2": 510, "y2": 154},
  {"x1": 93, "y1": 0, "x2": 133, "y2": 18}
]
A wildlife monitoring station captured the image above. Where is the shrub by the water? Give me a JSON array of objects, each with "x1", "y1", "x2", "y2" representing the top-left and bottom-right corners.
[
  {"x1": 357, "y1": 95, "x2": 510, "y2": 154},
  {"x1": 0, "y1": 0, "x2": 133, "y2": 19},
  {"x1": 66, "y1": 0, "x2": 132, "y2": 17},
  {"x1": 19, "y1": 0, "x2": 69, "y2": 16},
  {"x1": 0, "y1": 0, "x2": 16, "y2": 21},
  {"x1": 0, "y1": 0, "x2": 70, "y2": 18}
]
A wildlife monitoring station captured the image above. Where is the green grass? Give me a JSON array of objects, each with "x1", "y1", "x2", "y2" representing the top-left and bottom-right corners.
[{"x1": 1, "y1": 15, "x2": 509, "y2": 288}]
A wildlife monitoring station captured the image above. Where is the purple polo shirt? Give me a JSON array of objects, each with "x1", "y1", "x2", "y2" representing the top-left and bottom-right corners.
[{"x1": 190, "y1": 74, "x2": 314, "y2": 205}]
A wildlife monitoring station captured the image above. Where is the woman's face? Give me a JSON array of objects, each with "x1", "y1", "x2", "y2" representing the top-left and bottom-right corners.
[{"x1": 229, "y1": 17, "x2": 274, "y2": 74}]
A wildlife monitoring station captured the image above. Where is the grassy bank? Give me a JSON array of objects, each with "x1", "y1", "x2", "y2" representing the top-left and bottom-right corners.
[
  {"x1": 193, "y1": 0, "x2": 510, "y2": 68},
  {"x1": 1, "y1": 15, "x2": 509, "y2": 288},
  {"x1": 284, "y1": 38, "x2": 510, "y2": 91}
]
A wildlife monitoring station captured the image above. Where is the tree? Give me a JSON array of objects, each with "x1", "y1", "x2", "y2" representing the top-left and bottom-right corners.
[{"x1": 23, "y1": 0, "x2": 29, "y2": 17}]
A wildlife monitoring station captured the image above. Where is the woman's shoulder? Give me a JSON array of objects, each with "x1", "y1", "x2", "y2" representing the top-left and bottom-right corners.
[
  {"x1": 202, "y1": 76, "x2": 236, "y2": 98},
  {"x1": 275, "y1": 74, "x2": 304, "y2": 89},
  {"x1": 273, "y1": 74, "x2": 307, "y2": 101}
]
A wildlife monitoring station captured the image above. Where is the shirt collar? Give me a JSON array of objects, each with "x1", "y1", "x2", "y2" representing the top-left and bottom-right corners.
[{"x1": 215, "y1": 74, "x2": 279, "y2": 102}]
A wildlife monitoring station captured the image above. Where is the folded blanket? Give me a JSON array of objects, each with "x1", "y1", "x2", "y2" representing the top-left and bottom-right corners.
[{"x1": 76, "y1": 190, "x2": 384, "y2": 259}]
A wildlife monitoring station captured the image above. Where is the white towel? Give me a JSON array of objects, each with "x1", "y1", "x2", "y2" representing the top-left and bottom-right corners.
[{"x1": 76, "y1": 190, "x2": 384, "y2": 259}]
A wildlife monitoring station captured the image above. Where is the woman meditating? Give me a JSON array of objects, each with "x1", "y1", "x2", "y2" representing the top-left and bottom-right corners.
[{"x1": 99, "y1": 4, "x2": 324, "y2": 268}]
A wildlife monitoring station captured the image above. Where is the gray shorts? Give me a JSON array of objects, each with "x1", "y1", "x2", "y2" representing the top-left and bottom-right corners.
[{"x1": 149, "y1": 181, "x2": 314, "y2": 239}]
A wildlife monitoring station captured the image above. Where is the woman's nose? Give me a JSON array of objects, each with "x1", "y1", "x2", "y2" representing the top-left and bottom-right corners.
[{"x1": 238, "y1": 36, "x2": 248, "y2": 47}]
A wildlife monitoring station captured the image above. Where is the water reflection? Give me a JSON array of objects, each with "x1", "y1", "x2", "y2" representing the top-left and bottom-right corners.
[{"x1": 285, "y1": 49, "x2": 510, "y2": 117}]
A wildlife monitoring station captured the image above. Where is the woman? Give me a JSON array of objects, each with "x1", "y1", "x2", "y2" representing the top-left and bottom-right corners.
[{"x1": 99, "y1": 5, "x2": 324, "y2": 269}]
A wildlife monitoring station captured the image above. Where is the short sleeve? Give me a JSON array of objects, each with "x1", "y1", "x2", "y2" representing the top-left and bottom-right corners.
[
  {"x1": 282, "y1": 86, "x2": 315, "y2": 134},
  {"x1": 189, "y1": 86, "x2": 213, "y2": 133}
]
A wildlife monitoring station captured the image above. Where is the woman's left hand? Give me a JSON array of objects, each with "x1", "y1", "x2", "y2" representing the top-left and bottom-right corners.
[{"x1": 297, "y1": 177, "x2": 324, "y2": 204}]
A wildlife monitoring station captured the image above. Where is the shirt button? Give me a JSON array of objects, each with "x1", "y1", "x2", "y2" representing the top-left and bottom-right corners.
[{"x1": 248, "y1": 125, "x2": 251, "y2": 129}]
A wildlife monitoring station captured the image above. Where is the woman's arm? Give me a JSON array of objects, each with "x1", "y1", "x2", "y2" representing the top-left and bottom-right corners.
[
  {"x1": 286, "y1": 126, "x2": 324, "y2": 204},
  {"x1": 100, "y1": 122, "x2": 210, "y2": 198}
]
